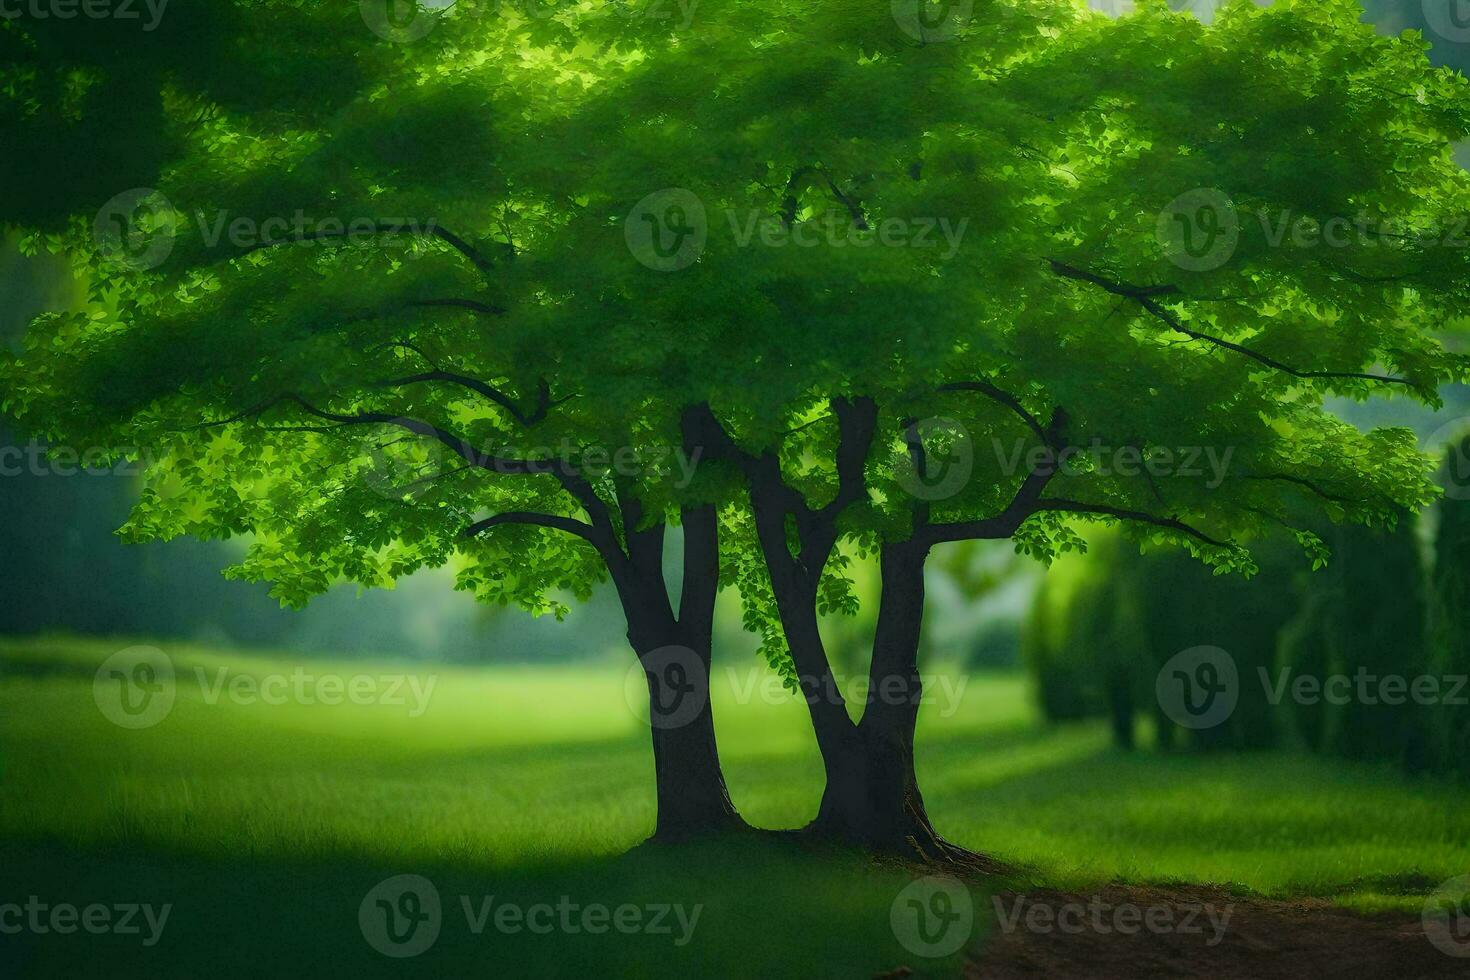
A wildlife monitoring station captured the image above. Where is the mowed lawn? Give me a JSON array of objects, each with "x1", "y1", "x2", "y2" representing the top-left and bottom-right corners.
[{"x1": 1, "y1": 637, "x2": 1468, "y2": 977}]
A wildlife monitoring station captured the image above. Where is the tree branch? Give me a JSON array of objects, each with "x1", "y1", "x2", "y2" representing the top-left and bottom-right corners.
[
  {"x1": 918, "y1": 466, "x2": 1055, "y2": 545},
  {"x1": 201, "y1": 393, "x2": 563, "y2": 476},
  {"x1": 237, "y1": 221, "x2": 498, "y2": 279},
  {"x1": 1033, "y1": 497, "x2": 1229, "y2": 547},
  {"x1": 462, "y1": 511, "x2": 598, "y2": 543},
  {"x1": 1045, "y1": 259, "x2": 1415, "y2": 388},
  {"x1": 816, "y1": 396, "x2": 878, "y2": 522},
  {"x1": 780, "y1": 165, "x2": 869, "y2": 230},
  {"x1": 408, "y1": 298, "x2": 507, "y2": 316},
  {"x1": 937, "y1": 379, "x2": 1054, "y2": 447},
  {"x1": 373, "y1": 371, "x2": 550, "y2": 426},
  {"x1": 1242, "y1": 472, "x2": 1357, "y2": 504}
]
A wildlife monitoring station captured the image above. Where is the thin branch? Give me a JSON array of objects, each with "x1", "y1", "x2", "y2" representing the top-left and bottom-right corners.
[
  {"x1": 899, "y1": 415, "x2": 932, "y2": 532},
  {"x1": 1242, "y1": 472, "x2": 1357, "y2": 504},
  {"x1": 409, "y1": 298, "x2": 507, "y2": 316},
  {"x1": 937, "y1": 379, "x2": 1053, "y2": 447},
  {"x1": 373, "y1": 370, "x2": 549, "y2": 426},
  {"x1": 236, "y1": 221, "x2": 498, "y2": 279},
  {"x1": 1045, "y1": 259, "x2": 1415, "y2": 389},
  {"x1": 1033, "y1": 497, "x2": 1230, "y2": 548},
  {"x1": 181, "y1": 394, "x2": 290, "y2": 431},
  {"x1": 286, "y1": 396, "x2": 559, "y2": 475},
  {"x1": 782, "y1": 413, "x2": 836, "y2": 438},
  {"x1": 369, "y1": 339, "x2": 440, "y2": 368},
  {"x1": 780, "y1": 165, "x2": 869, "y2": 230},
  {"x1": 197, "y1": 393, "x2": 562, "y2": 476},
  {"x1": 918, "y1": 462, "x2": 1056, "y2": 546},
  {"x1": 462, "y1": 511, "x2": 598, "y2": 543}
]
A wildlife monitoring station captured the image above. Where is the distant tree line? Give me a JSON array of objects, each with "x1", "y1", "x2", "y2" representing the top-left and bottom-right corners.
[{"x1": 1024, "y1": 437, "x2": 1470, "y2": 779}]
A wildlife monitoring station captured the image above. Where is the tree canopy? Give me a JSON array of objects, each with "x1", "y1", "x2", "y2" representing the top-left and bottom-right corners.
[{"x1": 4, "y1": 0, "x2": 1469, "y2": 679}]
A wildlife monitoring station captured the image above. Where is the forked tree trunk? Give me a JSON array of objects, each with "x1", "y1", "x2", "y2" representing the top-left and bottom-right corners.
[
  {"x1": 804, "y1": 541, "x2": 989, "y2": 867},
  {"x1": 807, "y1": 541, "x2": 937, "y2": 849},
  {"x1": 694, "y1": 400, "x2": 976, "y2": 860}
]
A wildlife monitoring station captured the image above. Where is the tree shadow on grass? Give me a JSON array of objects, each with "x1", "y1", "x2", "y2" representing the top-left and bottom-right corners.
[
  {"x1": 0, "y1": 836, "x2": 1001, "y2": 980},
  {"x1": 8, "y1": 715, "x2": 1465, "y2": 977}
]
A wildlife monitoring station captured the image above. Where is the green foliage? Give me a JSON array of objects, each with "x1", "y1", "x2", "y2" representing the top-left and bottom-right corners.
[
  {"x1": 1032, "y1": 508, "x2": 1444, "y2": 773},
  {"x1": 1303, "y1": 515, "x2": 1431, "y2": 766},
  {"x1": 1275, "y1": 589, "x2": 1335, "y2": 752},
  {"x1": 1021, "y1": 537, "x2": 1116, "y2": 724},
  {"x1": 3, "y1": 0, "x2": 1468, "y2": 642},
  {"x1": 1430, "y1": 436, "x2": 1470, "y2": 778},
  {"x1": 1028, "y1": 528, "x2": 1304, "y2": 750}
]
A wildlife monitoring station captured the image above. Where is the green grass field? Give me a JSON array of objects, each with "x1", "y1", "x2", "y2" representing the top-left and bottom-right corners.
[{"x1": 2, "y1": 636, "x2": 1467, "y2": 977}]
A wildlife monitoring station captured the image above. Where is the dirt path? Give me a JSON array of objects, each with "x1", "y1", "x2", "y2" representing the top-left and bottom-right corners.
[{"x1": 963, "y1": 884, "x2": 1462, "y2": 979}]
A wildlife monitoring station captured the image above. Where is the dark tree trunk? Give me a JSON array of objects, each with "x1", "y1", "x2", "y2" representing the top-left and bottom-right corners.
[
  {"x1": 810, "y1": 723, "x2": 943, "y2": 855},
  {"x1": 620, "y1": 498, "x2": 747, "y2": 842},
  {"x1": 1106, "y1": 666, "x2": 1136, "y2": 750},
  {"x1": 805, "y1": 541, "x2": 937, "y2": 851},
  {"x1": 641, "y1": 640, "x2": 744, "y2": 840},
  {"x1": 803, "y1": 541, "x2": 992, "y2": 868},
  {"x1": 687, "y1": 400, "x2": 984, "y2": 861}
]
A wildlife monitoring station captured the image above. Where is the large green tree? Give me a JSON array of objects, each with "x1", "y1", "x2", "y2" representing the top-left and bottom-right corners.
[
  {"x1": 1, "y1": 0, "x2": 762, "y2": 841},
  {"x1": 5, "y1": 0, "x2": 1470, "y2": 862},
  {"x1": 677, "y1": 0, "x2": 1470, "y2": 858}
]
